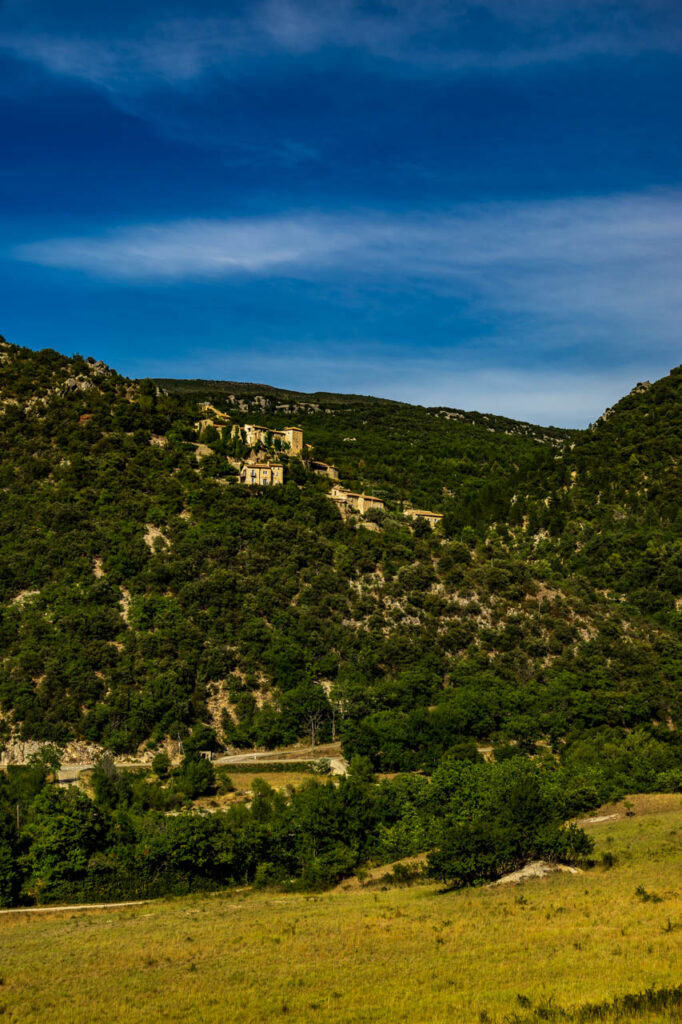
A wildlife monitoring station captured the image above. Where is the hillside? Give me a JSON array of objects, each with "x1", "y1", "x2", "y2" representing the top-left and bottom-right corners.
[
  {"x1": 155, "y1": 374, "x2": 572, "y2": 515},
  {"x1": 0, "y1": 338, "x2": 680, "y2": 774}
]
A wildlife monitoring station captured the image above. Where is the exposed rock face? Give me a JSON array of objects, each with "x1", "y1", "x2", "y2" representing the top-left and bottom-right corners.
[
  {"x1": 0, "y1": 738, "x2": 103, "y2": 765},
  {"x1": 57, "y1": 359, "x2": 114, "y2": 397},
  {"x1": 86, "y1": 358, "x2": 112, "y2": 376},
  {"x1": 491, "y1": 860, "x2": 582, "y2": 886},
  {"x1": 0, "y1": 737, "x2": 160, "y2": 766},
  {"x1": 0, "y1": 739, "x2": 43, "y2": 765},
  {"x1": 60, "y1": 375, "x2": 96, "y2": 396},
  {"x1": 595, "y1": 406, "x2": 615, "y2": 426}
]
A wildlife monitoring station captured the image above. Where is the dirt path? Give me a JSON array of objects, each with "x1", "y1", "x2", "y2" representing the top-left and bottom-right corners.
[
  {"x1": 10, "y1": 745, "x2": 348, "y2": 783},
  {"x1": 55, "y1": 762, "x2": 143, "y2": 783},
  {"x1": 0, "y1": 899, "x2": 153, "y2": 916},
  {"x1": 574, "y1": 793, "x2": 682, "y2": 827},
  {"x1": 214, "y1": 744, "x2": 348, "y2": 775}
]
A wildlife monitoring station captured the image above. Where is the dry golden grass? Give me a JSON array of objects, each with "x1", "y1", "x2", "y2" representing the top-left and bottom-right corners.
[
  {"x1": 1, "y1": 794, "x2": 681, "y2": 1024},
  {"x1": 226, "y1": 770, "x2": 318, "y2": 793},
  {"x1": 81, "y1": 770, "x2": 320, "y2": 815},
  {"x1": 194, "y1": 771, "x2": 319, "y2": 811}
]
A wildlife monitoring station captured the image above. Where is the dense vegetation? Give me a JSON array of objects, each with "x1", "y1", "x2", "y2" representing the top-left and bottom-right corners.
[
  {"x1": 0, "y1": 336, "x2": 680, "y2": 903},
  {"x1": 1, "y1": 338, "x2": 679, "y2": 764},
  {"x1": 5, "y1": 722, "x2": 682, "y2": 904}
]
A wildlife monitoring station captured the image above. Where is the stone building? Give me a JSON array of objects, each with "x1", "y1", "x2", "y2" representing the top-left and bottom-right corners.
[
  {"x1": 239, "y1": 459, "x2": 284, "y2": 486},
  {"x1": 404, "y1": 508, "x2": 443, "y2": 528},
  {"x1": 305, "y1": 459, "x2": 340, "y2": 480},
  {"x1": 195, "y1": 402, "x2": 231, "y2": 436},
  {"x1": 239, "y1": 423, "x2": 304, "y2": 454},
  {"x1": 196, "y1": 418, "x2": 230, "y2": 435},
  {"x1": 330, "y1": 485, "x2": 385, "y2": 514}
]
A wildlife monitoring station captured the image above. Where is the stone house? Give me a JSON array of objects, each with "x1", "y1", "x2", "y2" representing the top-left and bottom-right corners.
[
  {"x1": 196, "y1": 418, "x2": 230, "y2": 435},
  {"x1": 330, "y1": 485, "x2": 385, "y2": 514},
  {"x1": 404, "y1": 508, "x2": 443, "y2": 528},
  {"x1": 305, "y1": 459, "x2": 340, "y2": 480},
  {"x1": 239, "y1": 459, "x2": 284, "y2": 486}
]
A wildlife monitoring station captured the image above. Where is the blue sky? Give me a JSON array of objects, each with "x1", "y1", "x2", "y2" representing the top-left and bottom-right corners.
[{"x1": 1, "y1": 1, "x2": 680, "y2": 425}]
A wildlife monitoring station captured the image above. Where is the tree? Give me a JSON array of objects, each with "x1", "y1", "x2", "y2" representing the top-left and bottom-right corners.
[
  {"x1": 152, "y1": 751, "x2": 171, "y2": 780},
  {"x1": 427, "y1": 759, "x2": 593, "y2": 887},
  {"x1": 0, "y1": 784, "x2": 20, "y2": 907},
  {"x1": 307, "y1": 708, "x2": 325, "y2": 749},
  {"x1": 91, "y1": 754, "x2": 132, "y2": 811},
  {"x1": 178, "y1": 755, "x2": 215, "y2": 799},
  {"x1": 27, "y1": 744, "x2": 62, "y2": 783},
  {"x1": 24, "y1": 787, "x2": 107, "y2": 902},
  {"x1": 281, "y1": 684, "x2": 330, "y2": 747}
]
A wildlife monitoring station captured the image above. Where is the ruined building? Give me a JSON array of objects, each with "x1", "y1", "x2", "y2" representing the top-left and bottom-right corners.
[
  {"x1": 305, "y1": 459, "x2": 340, "y2": 480},
  {"x1": 199, "y1": 402, "x2": 230, "y2": 420},
  {"x1": 330, "y1": 485, "x2": 385, "y2": 514},
  {"x1": 196, "y1": 403, "x2": 231, "y2": 435},
  {"x1": 237, "y1": 423, "x2": 304, "y2": 455},
  {"x1": 403, "y1": 508, "x2": 444, "y2": 529}
]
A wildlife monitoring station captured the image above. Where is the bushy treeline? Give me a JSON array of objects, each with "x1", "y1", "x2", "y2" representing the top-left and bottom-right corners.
[{"x1": 3, "y1": 724, "x2": 682, "y2": 906}]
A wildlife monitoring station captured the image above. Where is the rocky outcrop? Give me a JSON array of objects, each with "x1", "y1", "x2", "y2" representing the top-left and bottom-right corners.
[
  {"x1": 593, "y1": 381, "x2": 651, "y2": 429},
  {"x1": 85, "y1": 357, "x2": 112, "y2": 377}
]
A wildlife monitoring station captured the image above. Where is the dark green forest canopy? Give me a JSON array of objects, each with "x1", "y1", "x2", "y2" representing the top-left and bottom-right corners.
[{"x1": 0, "y1": 337, "x2": 680, "y2": 766}]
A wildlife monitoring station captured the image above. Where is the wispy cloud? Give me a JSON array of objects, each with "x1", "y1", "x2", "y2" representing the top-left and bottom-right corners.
[
  {"x1": 1, "y1": 1, "x2": 679, "y2": 89},
  {"x1": 15, "y1": 191, "x2": 682, "y2": 359},
  {"x1": 0, "y1": 18, "x2": 245, "y2": 87},
  {"x1": 16, "y1": 215, "x2": 362, "y2": 278}
]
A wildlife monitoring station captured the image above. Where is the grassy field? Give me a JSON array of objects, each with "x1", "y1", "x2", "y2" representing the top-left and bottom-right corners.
[
  {"x1": 201, "y1": 770, "x2": 317, "y2": 807},
  {"x1": 1, "y1": 794, "x2": 681, "y2": 1024},
  {"x1": 225, "y1": 770, "x2": 318, "y2": 792}
]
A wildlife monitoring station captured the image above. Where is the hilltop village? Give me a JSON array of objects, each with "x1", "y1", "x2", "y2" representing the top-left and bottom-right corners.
[{"x1": 195, "y1": 402, "x2": 444, "y2": 527}]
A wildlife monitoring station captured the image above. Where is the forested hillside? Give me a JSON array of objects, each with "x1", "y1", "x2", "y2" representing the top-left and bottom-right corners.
[{"x1": 1, "y1": 338, "x2": 680, "y2": 773}]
